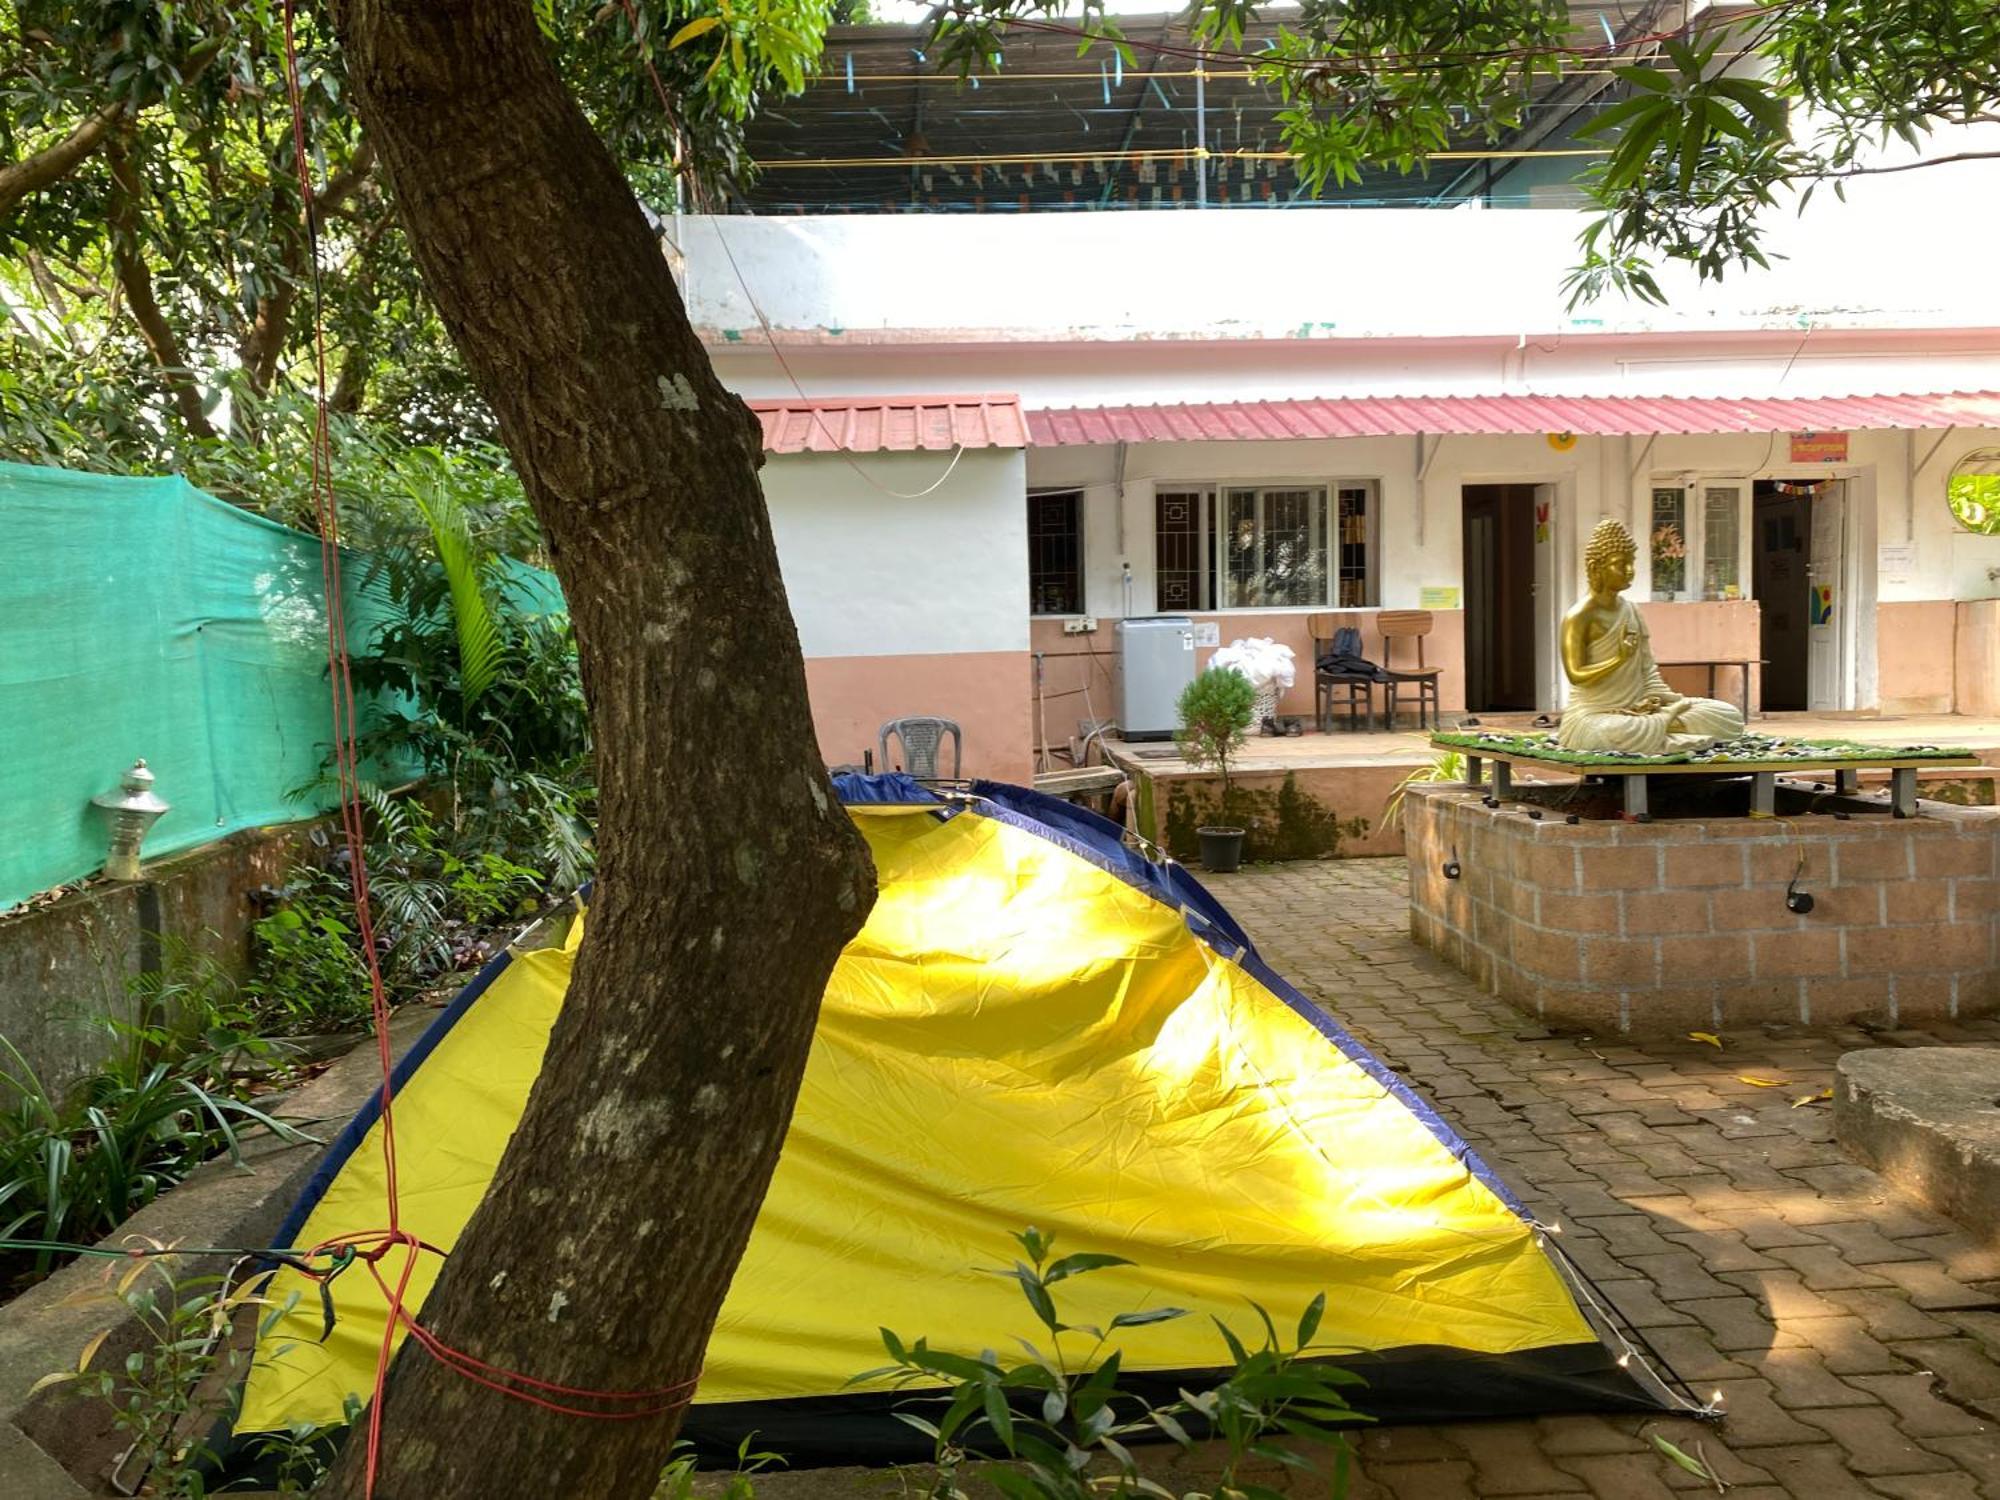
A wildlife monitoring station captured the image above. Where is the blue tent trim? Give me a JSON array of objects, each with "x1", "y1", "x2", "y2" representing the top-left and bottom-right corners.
[{"x1": 269, "y1": 939, "x2": 522, "y2": 1255}]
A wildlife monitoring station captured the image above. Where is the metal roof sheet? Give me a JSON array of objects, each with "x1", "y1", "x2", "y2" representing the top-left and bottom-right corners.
[
  {"x1": 1026, "y1": 391, "x2": 2000, "y2": 445},
  {"x1": 753, "y1": 394, "x2": 1029, "y2": 454}
]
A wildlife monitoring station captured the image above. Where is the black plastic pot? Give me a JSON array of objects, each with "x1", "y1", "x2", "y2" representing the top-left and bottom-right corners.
[{"x1": 1197, "y1": 825, "x2": 1246, "y2": 873}]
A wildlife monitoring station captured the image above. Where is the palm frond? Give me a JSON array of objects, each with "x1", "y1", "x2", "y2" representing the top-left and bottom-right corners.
[{"x1": 409, "y1": 475, "x2": 505, "y2": 705}]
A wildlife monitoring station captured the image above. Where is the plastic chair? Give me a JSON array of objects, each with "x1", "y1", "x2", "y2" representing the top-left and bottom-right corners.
[
  {"x1": 879, "y1": 717, "x2": 963, "y2": 779},
  {"x1": 1308, "y1": 614, "x2": 1378, "y2": 732},
  {"x1": 1379, "y1": 610, "x2": 1442, "y2": 731}
]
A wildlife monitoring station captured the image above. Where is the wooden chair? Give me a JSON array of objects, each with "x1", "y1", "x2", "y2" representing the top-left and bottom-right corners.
[
  {"x1": 1378, "y1": 610, "x2": 1442, "y2": 731},
  {"x1": 1308, "y1": 612, "x2": 1377, "y2": 732}
]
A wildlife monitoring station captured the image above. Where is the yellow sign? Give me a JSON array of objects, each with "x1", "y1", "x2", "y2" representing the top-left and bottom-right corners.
[
  {"x1": 1547, "y1": 431, "x2": 1579, "y2": 452},
  {"x1": 1419, "y1": 586, "x2": 1461, "y2": 609}
]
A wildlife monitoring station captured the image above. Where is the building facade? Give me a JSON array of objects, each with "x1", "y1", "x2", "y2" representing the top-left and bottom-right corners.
[{"x1": 683, "y1": 150, "x2": 2000, "y2": 781}]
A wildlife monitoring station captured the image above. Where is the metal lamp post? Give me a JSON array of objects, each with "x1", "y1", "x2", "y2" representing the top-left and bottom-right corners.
[{"x1": 91, "y1": 759, "x2": 169, "y2": 882}]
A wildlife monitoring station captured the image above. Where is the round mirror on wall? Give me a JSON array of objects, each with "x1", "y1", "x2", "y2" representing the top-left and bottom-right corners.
[{"x1": 1947, "y1": 449, "x2": 2000, "y2": 535}]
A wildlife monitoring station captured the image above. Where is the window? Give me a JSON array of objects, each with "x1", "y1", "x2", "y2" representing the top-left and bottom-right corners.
[
  {"x1": 1652, "y1": 485, "x2": 1743, "y2": 601},
  {"x1": 1028, "y1": 490, "x2": 1083, "y2": 615},
  {"x1": 1651, "y1": 488, "x2": 1688, "y2": 599},
  {"x1": 1155, "y1": 483, "x2": 1375, "y2": 611},
  {"x1": 1155, "y1": 489, "x2": 1213, "y2": 610},
  {"x1": 1702, "y1": 485, "x2": 1743, "y2": 599}
]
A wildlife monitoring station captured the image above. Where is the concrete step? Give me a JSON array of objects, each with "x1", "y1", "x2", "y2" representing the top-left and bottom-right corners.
[{"x1": 1835, "y1": 1046, "x2": 2000, "y2": 1248}]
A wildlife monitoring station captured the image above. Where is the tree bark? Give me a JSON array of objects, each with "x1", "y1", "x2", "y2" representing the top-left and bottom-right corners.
[
  {"x1": 106, "y1": 140, "x2": 218, "y2": 442},
  {"x1": 315, "y1": 3, "x2": 876, "y2": 1497}
]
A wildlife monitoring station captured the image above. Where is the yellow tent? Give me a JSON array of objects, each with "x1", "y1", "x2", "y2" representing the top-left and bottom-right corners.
[{"x1": 237, "y1": 777, "x2": 1674, "y2": 1464}]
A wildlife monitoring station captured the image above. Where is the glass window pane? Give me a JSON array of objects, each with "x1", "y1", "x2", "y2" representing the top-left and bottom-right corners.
[
  {"x1": 1154, "y1": 490, "x2": 1210, "y2": 610},
  {"x1": 1651, "y1": 488, "x2": 1687, "y2": 600},
  {"x1": 1224, "y1": 488, "x2": 1261, "y2": 608},
  {"x1": 1703, "y1": 486, "x2": 1742, "y2": 599},
  {"x1": 1337, "y1": 485, "x2": 1373, "y2": 607},
  {"x1": 1027, "y1": 491, "x2": 1082, "y2": 615}
]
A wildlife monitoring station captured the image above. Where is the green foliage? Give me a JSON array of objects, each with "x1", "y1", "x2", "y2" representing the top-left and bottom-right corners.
[
  {"x1": 861, "y1": 1227, "x2": 1365, "y2": 1500},
  {"x1": 248, "y1": 888, "x2": 374, "y2": 1037},
  {"x1": 0, "y1": 988, "x2": 313, "y2": 1290},
  {"x1": 1175, "y1": 668, "x2": 1258, "y2": 801},
  {"x1": 29, "y1": 1253, "x2": 312, "y2": 1498},
  {"x1": 1382, "y1": 750, "x2": 1467, "y2": 831},
  {"x1": 655, "y1": 1433, "x2": 787, "y2": 1499}
]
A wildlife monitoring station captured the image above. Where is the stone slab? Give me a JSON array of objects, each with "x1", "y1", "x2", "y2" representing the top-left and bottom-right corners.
[{"x1": 1834, "y1": 1048, "x2": 2000, "y2": 1250}]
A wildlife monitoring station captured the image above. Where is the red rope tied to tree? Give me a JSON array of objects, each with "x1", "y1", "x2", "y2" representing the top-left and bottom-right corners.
[{"x1": 276, "y1": 6, "x2": 699, "y2": 1493}]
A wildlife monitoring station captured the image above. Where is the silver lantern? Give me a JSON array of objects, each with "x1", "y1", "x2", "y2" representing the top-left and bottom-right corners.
[{"x1": 91, "y1": 760, "x2": 170, "y2": 882}]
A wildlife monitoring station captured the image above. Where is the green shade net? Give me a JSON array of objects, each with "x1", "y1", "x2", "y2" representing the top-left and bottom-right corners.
[{"x1": 0, "y1": 461, "x2": 419, "y2": 910}]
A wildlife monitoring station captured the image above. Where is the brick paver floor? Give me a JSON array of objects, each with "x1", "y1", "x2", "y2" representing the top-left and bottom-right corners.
[{"x1": 1200, "y1": 855, "x2": 2000, "y2": 1500}]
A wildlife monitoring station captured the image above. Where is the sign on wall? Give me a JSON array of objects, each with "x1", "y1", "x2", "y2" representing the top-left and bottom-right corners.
[
  {"x1": 1419, "y1": 586, "x2": 1462, "y2": 609},
  {"x1": 1790, "y1": 431, "x2": 1850, "y2": 464}
]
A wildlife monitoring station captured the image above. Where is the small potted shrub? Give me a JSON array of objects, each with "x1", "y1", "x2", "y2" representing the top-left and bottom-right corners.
[{"x1": 1175, "y1": 665, "x2": 1257, "y2": 872}]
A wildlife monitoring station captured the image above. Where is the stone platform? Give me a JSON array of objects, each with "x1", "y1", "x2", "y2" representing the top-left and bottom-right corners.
[
  {"x1": 1837, "y1": 1048, "x2": 2000, "y2": 1250},
  {"x1": 1406, "y1": 785, "x2": 2000, "y2": 1035}
]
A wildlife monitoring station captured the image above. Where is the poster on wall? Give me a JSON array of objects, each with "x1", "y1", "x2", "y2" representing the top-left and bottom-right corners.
[
  {"x1": 1418, "y1": 586, "x2": 1461, "y2": 609},
  {"x1": 1810, "y1": 583, "x2": 1836, "y2": 627},
  {"x1": 1790, "y1": 431, "x2": 1850, "y2": 464}
]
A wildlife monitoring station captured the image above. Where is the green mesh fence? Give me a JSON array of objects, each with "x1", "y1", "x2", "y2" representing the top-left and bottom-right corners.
[{"x1": 0, "y1": 460, "x2": 547, "y2": 911}]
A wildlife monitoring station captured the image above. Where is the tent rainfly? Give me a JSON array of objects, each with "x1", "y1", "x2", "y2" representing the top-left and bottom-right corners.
[{"x1": 233, "y1": 775, "x2": 1688, "y2": 1467}]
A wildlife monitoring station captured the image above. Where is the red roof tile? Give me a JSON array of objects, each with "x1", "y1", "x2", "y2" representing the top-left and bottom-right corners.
[
  {"x1": 752, "y1": 394, "x2": 1028, "y2": 454},
  {"x1": 1026, "y1": 391, "x2": 2000, "y2": 445}
]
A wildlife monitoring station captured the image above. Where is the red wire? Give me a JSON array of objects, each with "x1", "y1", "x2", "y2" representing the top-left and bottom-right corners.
[{"x1": 276, "y1": 6, "x2": 698, "y2": 1493}]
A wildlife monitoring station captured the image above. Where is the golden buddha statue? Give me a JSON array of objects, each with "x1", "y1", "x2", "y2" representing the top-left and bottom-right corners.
[{"x1": 1557, "y1": 518, "x2": 1745, "y2": 756}]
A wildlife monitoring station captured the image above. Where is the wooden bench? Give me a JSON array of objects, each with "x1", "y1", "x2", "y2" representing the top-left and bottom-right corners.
[{"x1": 1435, "y1": 739, "x2": 1978, "y2": 821}]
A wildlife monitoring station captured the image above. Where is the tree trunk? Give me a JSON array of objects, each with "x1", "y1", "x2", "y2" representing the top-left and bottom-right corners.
[{"x1": 315, "y1": 3, "x2": 876, "y2": 1496}]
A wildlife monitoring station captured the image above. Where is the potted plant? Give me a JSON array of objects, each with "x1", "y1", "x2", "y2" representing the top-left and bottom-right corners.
[{"x1": 1175, "y1": 665, "x2": 1257, "y2": 872}]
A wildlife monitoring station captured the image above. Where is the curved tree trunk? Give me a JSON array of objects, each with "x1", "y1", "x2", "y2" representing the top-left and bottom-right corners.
[{"x1": 317, "y1": 3, "x2": 876, "y2": 1495}]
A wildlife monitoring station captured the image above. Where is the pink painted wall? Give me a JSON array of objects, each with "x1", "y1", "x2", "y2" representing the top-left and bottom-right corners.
[
  {"x1": 804, "y1": 651, "x2": 1035, "y2": 782},
  {"x1": 1879, "y1": 601, "x2": 1957, "y2": 714},
  {"x1": 1956, "y1": 600, "x2": 2000, "y2": 717},
  {"x1": 1030, "y1": 610, "x2": 1468, "y2": 747},
  {"x1": 1636, "y1": 600, "x2": 1763, "y2": 717}
]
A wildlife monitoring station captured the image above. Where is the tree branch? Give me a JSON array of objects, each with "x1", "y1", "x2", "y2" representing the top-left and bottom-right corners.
[
  {"x1": 106, "y1": 140, "x2": 217, "y2": 441},
  {"x1": 0, "y1": 36, "x2": 229, "y2": 222},
  {"x1": 239, "y1": 140, "x2": 377, "y2": 398},
  {"x1": 0, "y1": 102, "x2": 127, "y2": 222},
  {"x1": 1822, "y1": 149, "x2": 2000, "y2": 179}
]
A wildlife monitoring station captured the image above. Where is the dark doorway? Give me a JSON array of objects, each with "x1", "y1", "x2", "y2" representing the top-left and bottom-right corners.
[
  {"x1": 1754, "y1": 480, "x2": 1811, "y2": 711},
  {"x1": 1461, "y1": 485, "x2": 1538, "y2": 712}
]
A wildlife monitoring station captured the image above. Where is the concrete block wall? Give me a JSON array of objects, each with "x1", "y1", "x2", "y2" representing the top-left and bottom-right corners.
[
  {"x1": 1407, "y1": 787, "x2": 2000, "y2": 1035},
  {"x1": 0, "y1": 819, "x2": 328, "y2": 1099}
]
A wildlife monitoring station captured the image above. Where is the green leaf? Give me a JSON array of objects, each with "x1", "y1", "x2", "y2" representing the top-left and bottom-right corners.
[
  {"x1": 1109, "y1": 1307, "x2": 1188, "y2": 1329},
  {"x1": 1649, "y1": 1431, "x2": 1718, "y2": 1484},
  {"x1": 668, "y1": 16, "x2": 722, "y2": 47},
  {"x1": 1043, "y1": 1251, "x2": 1133, "y2": 1284},
  {"x1": 981, "y1": 1379, "x2": 1016, "y2": 1451}
]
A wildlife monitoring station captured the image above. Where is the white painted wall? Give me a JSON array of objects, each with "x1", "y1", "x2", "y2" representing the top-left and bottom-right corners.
[
  {"x1": 760, "y1": 448, "x2": 1028, "y2": 657},
  {"x1": 681, "y1": 143, "x2": 2000, "y2": 348}
]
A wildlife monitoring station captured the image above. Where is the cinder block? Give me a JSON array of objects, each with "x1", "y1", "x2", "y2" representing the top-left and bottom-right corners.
[
  {"x1": 1754, "y1": 928, "x2": 1845, "y2": 980},
  {"x1": 1662, "y1": 933, "x2": 1751, "y2": 980},
  {"x1": 1883, "y1": 879, "x2": 1951, "y2": 926},
  {"x1": 1621, "y1": 889, "x2": 1712, "y2": 936},
  {"x1": 1665, "y1": 843, "x2": 1749, "y2": 888},
  {"x1": 1582, "y1": 935, "x2": 1659, "y2": 986}
]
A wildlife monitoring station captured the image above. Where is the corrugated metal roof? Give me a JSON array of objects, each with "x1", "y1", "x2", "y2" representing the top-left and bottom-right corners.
[
  {"x1": 1026, "y1": 391, "x2": 2000, "y2": 446},
  {"x1": 753, "y1": 394, "x2": 1029, "y2": 454}
]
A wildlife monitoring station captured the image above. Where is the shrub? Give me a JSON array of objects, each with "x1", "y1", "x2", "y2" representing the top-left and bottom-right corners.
[{"x1": 1175, "y1": 668, "x2": 1258, "y2": 810}]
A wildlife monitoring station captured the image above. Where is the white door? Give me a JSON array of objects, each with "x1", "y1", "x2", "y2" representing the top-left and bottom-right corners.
[
  {"x1": 1807, "y1": 481, "x2": 1846, "y2": 711},
  {"x1": 1532, "y1": 485, "x2": 1559, "y2": 710}
]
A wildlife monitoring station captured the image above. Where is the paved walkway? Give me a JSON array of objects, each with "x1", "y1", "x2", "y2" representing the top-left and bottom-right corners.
[{"x1": 1201, "y1": 856, "x2": 2000, "y2": 1500}]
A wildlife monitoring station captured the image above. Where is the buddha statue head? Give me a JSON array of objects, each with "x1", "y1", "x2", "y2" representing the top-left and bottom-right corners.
[{"x1": 1584, "y1": 518, "x2": 1637, "y2": 597}]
